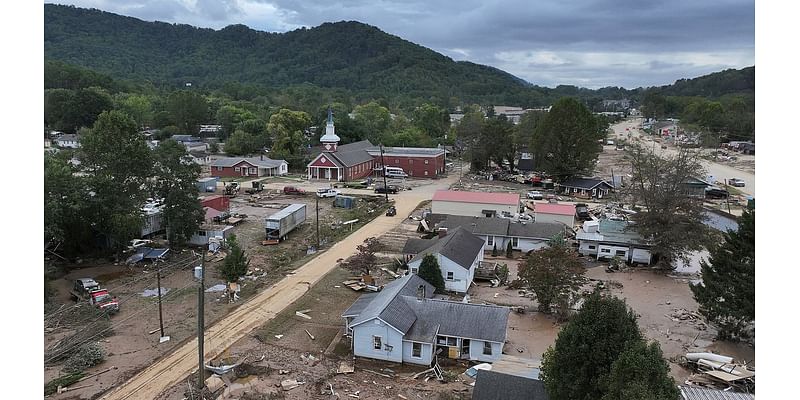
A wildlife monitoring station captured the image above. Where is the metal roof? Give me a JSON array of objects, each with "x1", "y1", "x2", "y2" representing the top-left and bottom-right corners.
[
  {"x1": 439, "y1": 215, "x2": 509, "y2": 236},
  {"x1": 473, "y1": 370, "x2": 549, "y2": 400},
  {"x1": 347, "y1": 274, "x2": 433, "y2": 333},
  {"x1": 407, "y1": 227, "x2": 485, "y2": 270},
  {"x1": 535, "y1": 203, "x2": 575, "y2": 216},
  {"x1": 576, "y1": 219, "x2": 645, "y2": 245},
  {"x1": 432, "y1": 190, "x2": 520, "y2": 206},
  {"x1": 265, "y1": 204, "x2": 306, "y2": 222},
  {"x1": 680, "y1": 386, "x2": 754, "y2": 400},
  {"x1": 403, "y1": 297, "x2": 510, "y2": 343},
  {"x1": 559, "y1": 177, "x2": 613, "y2": 190},
  {"x1": 210, "y1": 156, "x2": 287, "y2": 168},
  {"x1": 508, "y1": 222, "x2": 565, "y2": 239},
  {"x1": 366, "y1": 147, "x2": 445, "y2": 157}
]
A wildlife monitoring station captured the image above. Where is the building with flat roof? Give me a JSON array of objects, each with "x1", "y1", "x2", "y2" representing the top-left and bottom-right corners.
[
  {"x1": 431, "y1": 190, "x2": 520, "y2": 218},
  {"x1": 534, "y1": 203, "x2": 575, "y2": 227}
]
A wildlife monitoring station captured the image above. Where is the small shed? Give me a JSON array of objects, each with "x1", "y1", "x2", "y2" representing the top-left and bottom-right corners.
[
  {"x1": 196, "y1": 177, "x2": 219, "y2": 193},
  {"x1": 334, "y1": 195, "x2": 357, "y2": 209},
  {"x1": 534, "y1": 203, "x2": 575, "y2": 227}
]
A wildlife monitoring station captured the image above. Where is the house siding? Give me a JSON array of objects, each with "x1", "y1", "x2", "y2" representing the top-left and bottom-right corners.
[
  {"x1": 431, "y1": 200, "x2": 518, "y2": 218},
  {"x1": 468, "y1": 340, "x2": 504, "y2": 363},
  {"x1": 352, "y1": 318, "x2": 404, "y2": 363},
  {"x1": 211, "y1": 161, "x2": 287, "y2": 178},
  {"x1": 188, "y1": 226, "x2": 232, "y2": 246},
  {"x1": 407, "y1": 251, "x2": 480, "y2": 294},
  {"x1": 535, "y1": 213, "x2": 574, "y2": 227},
  {"x1": 401, "y1": 341, "x2": 434, "y2": 366},
  {"x1": 375, "y1": 154, "x2": 446, "y2": 178}
]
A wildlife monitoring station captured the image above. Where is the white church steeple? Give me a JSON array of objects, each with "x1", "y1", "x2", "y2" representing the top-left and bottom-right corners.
[{"x1": 320, "y1": 107, "x2": 340, "y2": 152}]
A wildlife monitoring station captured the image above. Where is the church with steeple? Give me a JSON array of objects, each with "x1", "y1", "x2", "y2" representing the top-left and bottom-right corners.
[{"x1": 306, "y1": 106, "x2": 447, "y2": 182}]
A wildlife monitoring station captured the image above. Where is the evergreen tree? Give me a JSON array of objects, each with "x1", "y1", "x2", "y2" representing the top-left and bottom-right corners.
[
  {"x1": 218, "y1": 235, "x2": 249, "y2": 283},
  {"x1": 506, "y1": 241, "x2": 513, "y2": 258},
  {"x1": 417, "y1": 254, "x2": 445, "y2": 293},
  {"x1": 541, "y1": 295, "x2": 643, "y2": 400},
  {"x1": 151, "y1": 139, "x2": 205, "y2": 247},
  {"x1": 691, "y1": 209, "x2": 755, "y2": 340},
  {"x1": 602, "y1": 341, "x2": 680, "y2": 400},
  {"x1": 492, "y1": 243, "x2": 498, "y2": 257}
]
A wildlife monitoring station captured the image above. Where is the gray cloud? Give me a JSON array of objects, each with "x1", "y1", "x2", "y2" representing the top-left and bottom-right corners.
[{"x1": 47, "y1": 0, "x2": 754, "y2": 88}]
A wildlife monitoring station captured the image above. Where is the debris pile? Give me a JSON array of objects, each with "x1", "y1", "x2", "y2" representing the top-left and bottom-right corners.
[
  {"x1": 682, "y1": 352, "x2": 755, "y2": 393},
  {"x1": 665, "y1": 308, "x2": 708, "y2": 330}
]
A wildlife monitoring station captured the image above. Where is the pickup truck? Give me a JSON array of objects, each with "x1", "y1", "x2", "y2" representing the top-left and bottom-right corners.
[
  {"x1": 316, "y1": 188, "x2": 341, "y2": 198},
  {"x1": 283, "y1": 186, "x2": 306, "y2": 195},
  {"x1": 727, "y1": 178, "x2": 746, "y2": 187},
  {"x1": 575, "y1": 203, "x2": 591, "y2": 221},
  {"x1": 71, "y1": 278, "x2": 120, "y2": 314},
  {"x1": 374, "y1": 185, "x2": 399, "y2": 194}
]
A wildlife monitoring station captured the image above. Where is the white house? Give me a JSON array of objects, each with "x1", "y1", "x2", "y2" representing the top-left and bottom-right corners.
[
  {"x1": 342, "y1": 274, "x2": 510, "y2": 366},
  {"x1": 405, "y1": 227, "x2": 485, "y2": 293},
  {"x1": 189, "y1": 224, "x2": 234, "y2": 246},
  {"x1": 434, "y1": 214, "x2": 565, "y2": 253},
  {"x1": 431, "y1": 190, "x2": 520, "y2": 218},
  {"x1": 533, "y1": 203, "x2": 575, "y2": 227},
  {"x1": 55, "y1": 134, "x2": 81, "y2": 148},
  {"x1": 576, "y1": 220, "x2": 652, "y2": 265}
]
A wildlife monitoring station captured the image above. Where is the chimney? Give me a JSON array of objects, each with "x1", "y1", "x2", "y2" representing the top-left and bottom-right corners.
[
  {"x1": 416, "y1": 285, "x2": 426, "y2": 300},
  {"x1": 438, "y1": 228, "x2": 448, "y2": 238},
  {"x1": 260, "y1": 155, "x2": 264, "y2": 161}
]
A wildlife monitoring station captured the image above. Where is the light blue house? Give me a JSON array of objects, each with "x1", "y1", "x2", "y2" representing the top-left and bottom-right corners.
[{"x1": 342, "y1": 274, "x2": 510, "y2": 366}]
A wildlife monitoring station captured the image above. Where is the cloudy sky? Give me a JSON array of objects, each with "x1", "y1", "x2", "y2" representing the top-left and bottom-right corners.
[{"x1": 48, "y1": 0, "x2": 754, "y2": 89}]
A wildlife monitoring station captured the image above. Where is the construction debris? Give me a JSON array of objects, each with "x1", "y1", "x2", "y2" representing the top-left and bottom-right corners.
[
  {"x1": 337, "y1": 361, "x2": 355, "y2": 374},
  {"x1": 305, "y1": 329, "x2": 315, "y2": 340},
  {"x1": 274, "y1": 334, "x2": 283, "y2": 340},
  {"x1": 295, "y1": 310, "x2": 312, "y2": 319},
  {"x1": 205, "y1": 375, "x2": 225, "y2": 393},
  {"x1": 683, "y1": 352, "x2": 755, "y2": 393},
  {"x1": 281, "y1": 379, "x2": 304, "y2": 391}
]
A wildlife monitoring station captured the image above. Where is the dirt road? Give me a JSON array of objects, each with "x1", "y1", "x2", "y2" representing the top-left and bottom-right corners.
[
  {"x1": 611, "y1": 118, "x2": 756, "y2": 196},
  {"x1": 100, "y1": 175, "x2": 459, "y2": 400}
]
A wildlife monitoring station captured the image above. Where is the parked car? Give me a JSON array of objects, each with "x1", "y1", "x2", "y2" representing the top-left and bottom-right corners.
[
  {"x1": 283, "y1": 186, "x2": 306, "y2": 195},
  {"x1": 727, "y1": 178, "x2": 746, "y2": 187},
  {"x1": 705, "y1": 187, "x2": 730, "y2": 199},
  {"x1": 526, "y1": 190, "x2": 543, "y2": 200},
  {"x1": 575, "y1": 203, "x2": 591, "y2": 221},
  {"x1": 606, "y1": 139, "x2": 615, "y2": 145},
  {"x1": 374, "y1": 185, "x2": 399, "y2": 194},
  {"x1": 316, "y1": 188, "x2": 340, "y2": 198}
]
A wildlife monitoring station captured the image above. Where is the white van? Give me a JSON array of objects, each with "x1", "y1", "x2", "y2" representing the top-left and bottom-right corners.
[{"x1": 384, "y1": 166, "x2": 408, "y2": 178}]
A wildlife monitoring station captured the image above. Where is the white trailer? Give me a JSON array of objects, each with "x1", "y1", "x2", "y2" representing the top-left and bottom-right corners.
[{"x1": 264, "y1": 204, "x2": 307, "y2": 241}]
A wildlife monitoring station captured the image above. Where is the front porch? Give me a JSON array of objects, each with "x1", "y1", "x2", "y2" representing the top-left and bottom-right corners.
[{"x1": 307, "y1": 166, "x2": 342, "y2": 181}]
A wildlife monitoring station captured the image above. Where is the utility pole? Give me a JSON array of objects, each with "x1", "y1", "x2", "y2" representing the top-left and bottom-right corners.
[
  {"x1": 197, "y1": 250, "x2": 206, "y2": 388},
  {"x1": 380, "y1": 144, "x2": 389, "y2": 202},
  {"x1": 156, "y1": 261, "x2": 165, "y2": 339},
  {"x1": 316, "y1": 194, "x2": 320, "y2": 250}
]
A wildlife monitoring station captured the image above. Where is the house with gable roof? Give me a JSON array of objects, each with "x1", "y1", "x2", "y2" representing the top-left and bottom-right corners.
[
  {"x1": 405, "y1": 227, "x2": 485, "y2": 293},
  {"x1": 210, "y1": 155, "x2": 288, "y2": 177},
  {"x1": 342, "y1": 274, "x2": 510, "y2": 365}
]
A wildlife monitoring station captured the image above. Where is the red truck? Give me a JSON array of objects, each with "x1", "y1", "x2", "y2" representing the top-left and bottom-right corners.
[
  {"x1": 283, "y1": 186, "x2": 306, "y2": 195},
  {"x1": 71, "y1": 278, "x2": 120, "y2": 314}
]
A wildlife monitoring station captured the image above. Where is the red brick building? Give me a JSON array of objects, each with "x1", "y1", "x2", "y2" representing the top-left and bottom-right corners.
[
  {"x1": 210, "y1": 156, "x2": 288, "y2": 178},
  {"x1": 306, "y1": 109, "x2": 446, "y2": 181}
]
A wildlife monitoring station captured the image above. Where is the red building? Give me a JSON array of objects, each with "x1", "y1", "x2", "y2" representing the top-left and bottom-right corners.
[
  {"x1": 306, "y1": 109, "x2": 446, "y2": 181},
  {"x1": 200, "y1": 195, "x2": 229, "y2": 212},
  {"x1": 210, "y1": 156, "x2": 288, "y2": 178}
]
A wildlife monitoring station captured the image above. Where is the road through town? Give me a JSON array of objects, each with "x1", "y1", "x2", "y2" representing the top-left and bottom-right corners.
[
  {"x1": 611, "y1": 118, "x2": 755, "y2": 196},
  {"x1": 100, "y1": 175, "x2": 459, "y2": 400}
]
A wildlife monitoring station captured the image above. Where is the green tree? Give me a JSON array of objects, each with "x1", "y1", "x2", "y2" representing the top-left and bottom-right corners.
[
  {"x1": 517, "y1": 243, "x2": 586, "y2": 313},
  {"x1": 79, "y1": 110, "x2": 152, "y2": 252},
  {"x1": 167, "y1": 90, "x2": 208, "y2": 134},
  {"x1": 506, "y1": 241, "x2": 513, "y2": 258},
  {"x1": 224, "y1": 130, "x2": 259, "y2": 156},
  {"x1": 119, "y1": 94, "x2": 152, "y2": 128},
  {"x1": 412, "y1": 103, "x2": 450, "y2": 140},
  {"x1": 417, "y1": 254, "x2": 446, "y2": 293},
  {"x1": 268, "y1": 109, "x2": 311, "y2": 165},
  {"x1": 45, "y1": 87, "x2": 114, "y2": 132},
  {"x1": 602, "y1": 341, "x2": 680, "y2": 400},
  {"x1": 625, "y1": 143, "x2": 709, "y2": 268},
  {"x1": 151, "y1": 140, "x2": 205, "y2": 246},
  {"x1": 456, "y1": 111, "x2": 488, "y2": 169},
  {"x1": 691, "y1": 209, "x2": 755, "y2": 340},
  {"x1": 484, "y1": 116, "x2": 516, "y2": 169},
  {"x1": 218, "y1": 234, "x2": 249, "y2": 283},
  {"x1": 215, "y1": 105, "x2": 256, "y2": 139},
  {"x1": 353, "y1": 101, "x2": 391, "y2": 142},
  {"x1": 45, "y1": 152, "x2": 92, "y2": 254},
  {"x1": 541, "y1": 295, "x2": 643, "y2": 400},
  {"x1": 532, "y1": 97, "x2": 604, "y2": 180}
]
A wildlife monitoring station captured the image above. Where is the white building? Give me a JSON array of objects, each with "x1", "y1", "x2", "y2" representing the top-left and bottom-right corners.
[
  {"x1": 405, "y1": 227, "x2": 485, "y2": 293},
  {"x1": 434, "y1": 215, "x2": 565, "y2": 253},
  {"x1": 55, "y1": 134, "x2": 81, "y2": 148},
  {"x1": 576, "y1": 220, "x2": 652, "y2": 265},
  {"x1": 533, "y1": 203, "x2": 575, "y2": 227},
  {"x1": 189, "y1": 224, "x2": 234, "y2": 246},
  {"x1": 431, "y1": 190, "x2": 520, "y2": 218}
]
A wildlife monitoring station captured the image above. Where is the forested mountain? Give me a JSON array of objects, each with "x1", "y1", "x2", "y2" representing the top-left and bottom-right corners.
[{"x1": 651, "y1": 67, "x2": 754, "y2": 98}]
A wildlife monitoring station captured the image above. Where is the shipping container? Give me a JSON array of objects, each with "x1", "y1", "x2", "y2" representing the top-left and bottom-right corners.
[
  {"x1": 195, "y1": 177, "x2": 219, "y2": 193},
  {"x1": 264, "y1": 204, "x2": 307, "y2": 241},
  {"x1": 334, "y1": 195, "x2": 357, "y2": 209},
  {"x1": 201, "y1": 195, "x2": 229, "y2": 212}
]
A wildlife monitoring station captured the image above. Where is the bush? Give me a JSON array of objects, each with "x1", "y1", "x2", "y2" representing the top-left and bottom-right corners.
[
  {"x1": 63, "y1": 342, "x2": 105, "y2": 374},
  {"x1": 44, "y1": 373, "x2": 85, "y2": 396}
]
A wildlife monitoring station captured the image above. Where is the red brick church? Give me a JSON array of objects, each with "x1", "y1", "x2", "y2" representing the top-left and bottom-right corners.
[{"x1": 306, "y1": 108, "x2": 446, "y2": 181}]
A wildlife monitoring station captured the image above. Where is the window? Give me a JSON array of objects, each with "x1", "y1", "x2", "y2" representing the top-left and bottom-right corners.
[
  {"x1": 197, "y1": 230, "x2": 206, "y2": 237},
  {"x1": 234, "y1": 167, "x2": 240, "y2": 172},
  {"x1": 411, "y1": 267, "x2": 418, "y2": 274},
  {"x1": 511, "y1": 237, "x2": 519, "y2": 247},
  {"x1": 447, "y1": 337, "x2": 457, "y2": 346},
  {"x1": 424, "y1": 171, "x2": 428, "y2": 176},
  {"x1": 395, "y1": 159, "x2": 399, "y2": 164},
  {"x1": 487, "y1": 236, "x2": 494, "y2": 246},
  {"x1": 249, "y1": 168, "x2": 256, "y2": 174},
  {"x1": 483, "y1": 342, "x2": 493, "y2": 356},
  {"x1": 373, "y1": 336, "x2": 382, "y2": 350},
  {"x1": 412, "y1": 343, "x2": 422, "y2": 358},
  {"x1": 446, "y1": 271, "x2": 454, "y2": 281},
  {"x1": 615, "y1": 250, "x2": 626, "y2": 256},
  {"x1": 588, "y1": 245, "x2": 596, "y2": 250},
  {"x1": 409, "y1": 159, "x2": 413, "y2": 164},
  {"x1": 601, "y1": 249, "x2": 611, "y2": 253},
  {"x1": 216, "y1": 166, "x2": 223, "y2": 171},
  {"x1": 425, "y1": 159, "x2": 429, "y2": 164}
]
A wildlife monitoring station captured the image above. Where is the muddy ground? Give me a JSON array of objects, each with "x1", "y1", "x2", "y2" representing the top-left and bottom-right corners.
[{"x1": 44, "y1": 188, "x2": 390, "y2": 400}]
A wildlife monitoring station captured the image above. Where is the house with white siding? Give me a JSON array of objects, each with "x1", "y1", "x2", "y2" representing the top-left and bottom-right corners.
[
  {"x1": 55, "y1": 134, "x2": 81, "y2": 148},
  {"x1": 575, "y1": 219, "x2": 652, "y2": 265},
  {"x1": 429, "y1": 214, "x2": 565, "y2": 253},
  {"x1": 342, "y1": 274, "x2": 509, "y2": 366},
  {"x1": 533, "y1": 203, "x2": 575, "y2": 227},
  {"x1": 405, "y1": 227, "x2": 485, "y2": 293}
]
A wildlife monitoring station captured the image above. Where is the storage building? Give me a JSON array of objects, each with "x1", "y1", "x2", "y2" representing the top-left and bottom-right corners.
[
  {"x1": 534, "y1": 203, "x2": 575, "y2": 227},
  {"x1": 431, "y1": 191, "x2": 520, "y2": 218}
]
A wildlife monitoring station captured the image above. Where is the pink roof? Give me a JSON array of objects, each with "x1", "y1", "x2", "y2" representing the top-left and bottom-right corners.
[
  {"x1": 432, "y1": 190, "x2": 519, "y2": 205},
  {"x1": 535, "y1": 203, "x2": 575, "y2": 216},
  {"x1": 204, "y1": 207, "x2": 222, "y2": 222}
]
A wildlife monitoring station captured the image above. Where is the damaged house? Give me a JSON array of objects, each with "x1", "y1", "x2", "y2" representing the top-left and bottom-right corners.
[
  {"x1": 575, "y1": 219, "x2": 652, "y2": 265},
  {"x1": 342, "y1": 274, "x2": 510, "y2": 365},
  {"x1": 434, "y1": 214, "x2": 566, "y2": 253}
]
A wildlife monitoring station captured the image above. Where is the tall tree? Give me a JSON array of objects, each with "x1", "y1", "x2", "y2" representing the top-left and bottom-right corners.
[
  {"x1": 484, "y1": 116, "x2": 516, "y2": 170},
  {"x1": 541, "y1": 294, "x2": 643, "y2": 400},
  {"x1": 517, "y1": 241, "x2": 586, "y2": 314},
  {"x1": 412, "y1": 103, "x2": 450, "y2": 140},
  {"x1": 417, "y1": 254, "x2": 446, "y2": 293},
  {"x1": 118, "y1": 94, "x2": 152, "y2": 128},
  {"x1": 151, "y1": 140, "x2": 205, "y2": 246},
  {"x1": 353, "y1": 101, "x2": 391, "y2": 142},
  {"x1": 45, "y1": 152, "x2": 92, "y2": 254},
  {"x1": 532, "y1": 97, "x2": 604, "y2": 180},
  {"x1": 268, "y1": 109, "x2": 311, "y2": 166},
  {"x1": 348, "y1": 237, "x2": 382, "y2": 275},
  {"x1": 691, "y1": 209, "x2": 755, "y2": 340},
  {"x1": 215, "y1": 105, "x2": 256, "y2": 139},
  {"x1": 602, "y1": 341, "x2": 680, "y2": 400},
  {"x1": 167, "y1": 90, "x2": 209, "y2": 135},
  {"x1": 456, "y1": 111, "x2": 488, "y2": 169},
  {"x1": 625, "y1": 143, "x2": 709, "y2": 268},
  {"x1": 224, "y1": 130, "x2": 259, "y2": 156},
  {"x1": 79, "y1": 110, "x2": 152, "y2": 252},
  {"x1": 45, "y1": 87, "x2": 114, "y2": 132}
]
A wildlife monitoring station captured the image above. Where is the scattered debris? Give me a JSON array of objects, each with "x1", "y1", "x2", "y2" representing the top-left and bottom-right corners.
[
  {"x1": 337, "y1": 361, "x2": 355, "y2": 374},
  {"x1": 362, "y1": 368, "x2": 393, "y2": 378},
  {"x1": 140, "y1": 287, "x2": 170, "y2": 297},
  {"x1": 305, "y1": 329, "x2": 315, "y2": 340},
  {"x1": 274, "y1": 335, "x2": 283, "y2": 340},
  {"x1": 295, "y1": 309, "x2": 312, "y2": 319},
  {"x1": 205, "y1": 375, "x2": 225, "y2": 393},
  {"x1": 205, "y1": 284, "x2": 226, "y2": 293},
  {"x1": 280, "y1": 379, "x2": 304, "y2": 391}
]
